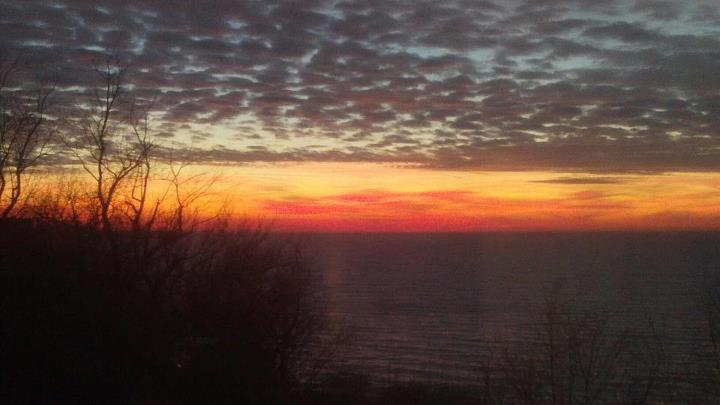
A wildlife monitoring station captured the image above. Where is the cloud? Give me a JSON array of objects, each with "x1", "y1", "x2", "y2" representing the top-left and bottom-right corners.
[
  {"x1": 531, "y1": 177, "x2": 631, "y2": 185},
  {"x1": 1, "y1": 0, "x2": 720, "y2": 172}
]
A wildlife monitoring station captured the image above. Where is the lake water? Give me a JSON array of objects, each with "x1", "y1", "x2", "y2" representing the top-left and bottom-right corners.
[{"x1": 304, "y1": 232, "x2": 720, "y2": 385}]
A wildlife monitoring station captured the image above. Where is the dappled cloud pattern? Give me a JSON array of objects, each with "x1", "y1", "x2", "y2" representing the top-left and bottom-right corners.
[{"x1": 2, "y1": 0, "x2": 720, "y2": 172}]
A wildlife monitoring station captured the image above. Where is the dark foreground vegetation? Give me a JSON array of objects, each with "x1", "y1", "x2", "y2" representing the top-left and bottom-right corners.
[
  {"x1": 0, "y1": 53, "x2": 329, "y2": 403},
  {"x1": 3, "y1": 53, "x2": 720, "y2": 404},
  {"x1": 1, "y1": 219, "x2": 326, "y2": 404}
]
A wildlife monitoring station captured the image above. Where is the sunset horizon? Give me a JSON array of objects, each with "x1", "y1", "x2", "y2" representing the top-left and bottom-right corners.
[
  {"x1": 3, "y1": 0, "x2": 719, "y2": 233},
  {"x1": 3, "y1": 1, "x2": 720, "y2": 403},
  {"x1": 129, "y1": 162, "x2": 720, "y2": 232}
]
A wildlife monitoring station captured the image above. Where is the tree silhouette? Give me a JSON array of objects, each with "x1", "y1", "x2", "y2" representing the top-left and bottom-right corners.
[
  {"x1": 0, "y1": 53, "x2": 55, "y2": 220},
  {"x1": 0, "y1": 56, "x2": 328, "y2": 404}
]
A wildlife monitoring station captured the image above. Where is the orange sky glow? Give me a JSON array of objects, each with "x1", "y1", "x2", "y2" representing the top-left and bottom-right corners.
[{"x1": 158, "y1": 163, "x2": 720, "y2": 232}]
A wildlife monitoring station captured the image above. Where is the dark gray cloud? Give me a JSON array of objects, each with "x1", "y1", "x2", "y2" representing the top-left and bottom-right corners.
[
  {"x1": 531, "y1": 177, "x2": 631, "y2": 185},
  {"x1": 1, "y1": 0, "x2": 719, "y2": 172}
]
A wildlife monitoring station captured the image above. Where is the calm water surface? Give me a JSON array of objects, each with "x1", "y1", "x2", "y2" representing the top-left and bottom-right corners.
[{"x1": 303, "y1": 232, "x2": 720, "y2": 384}]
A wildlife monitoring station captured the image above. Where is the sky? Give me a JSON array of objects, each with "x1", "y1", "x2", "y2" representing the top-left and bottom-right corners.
[{"x1": 2, "y1": 0, "x2": 720, "y2": 231}]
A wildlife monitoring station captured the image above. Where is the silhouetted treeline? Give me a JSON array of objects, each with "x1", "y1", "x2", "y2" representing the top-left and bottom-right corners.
[
  {"x1": 1, "y1": 217, "x2": 326, "y2": 404},
  {"x1": 1, "y1": 54, "x2": 328, "y2": 404}
]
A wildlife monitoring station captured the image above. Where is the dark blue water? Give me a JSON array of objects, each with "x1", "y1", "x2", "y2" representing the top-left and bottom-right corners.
[{"x1": 304, "y1": 232, "x2": 720, "y2": 384}]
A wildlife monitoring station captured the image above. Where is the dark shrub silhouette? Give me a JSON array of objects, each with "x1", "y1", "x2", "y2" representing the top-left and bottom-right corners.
[
  {"x1": 0, "y1": 55, "x2": 327, "y2": 404},
  {"x1": 0, "y1": 218, "x2": 325, "y2": 404}
]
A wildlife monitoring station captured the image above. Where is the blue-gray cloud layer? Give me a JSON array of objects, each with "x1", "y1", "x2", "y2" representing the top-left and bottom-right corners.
[{"x1": 2, "y1": 0, "x2": 719, "y2": 172}]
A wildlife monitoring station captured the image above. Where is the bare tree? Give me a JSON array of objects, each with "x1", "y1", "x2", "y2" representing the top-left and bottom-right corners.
[
  {"x1": 124, "y1": 99, "x2": 159, "y2": 232},
  {"x1": 497, "y1": 300, "x2": 628, "y2": 405},
  {"x1": 0, "y1": 53, "x2": 55, "y2": 220},
  {"x1": 68, "y1": 58, "x2": 145, "y2": 233},
  {"x1": 0, "y1": 55, "x2": 329, "y2": 404}
]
